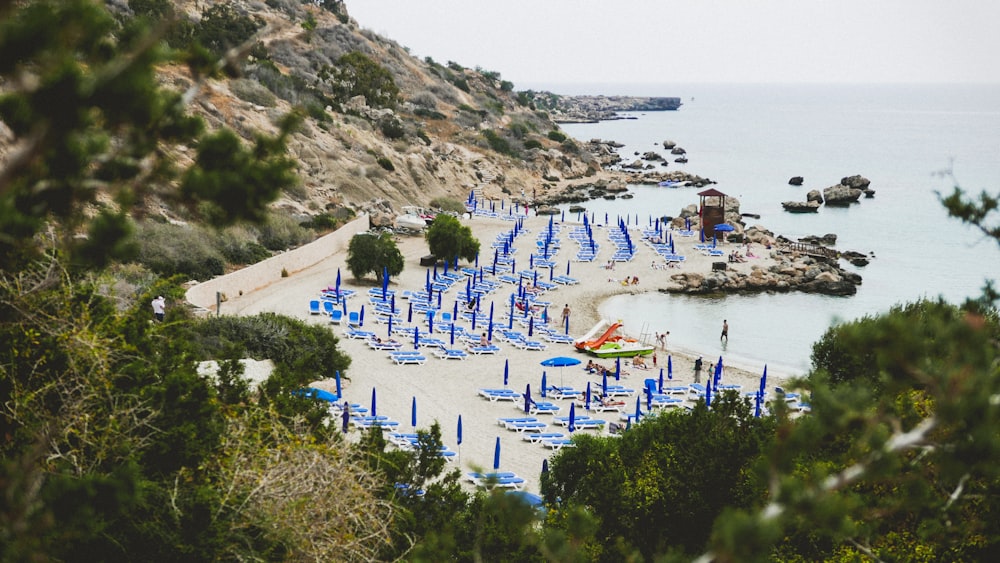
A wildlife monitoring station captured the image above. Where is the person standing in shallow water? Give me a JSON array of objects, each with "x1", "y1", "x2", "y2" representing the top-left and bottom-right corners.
[{"x1": 721, "y1": 319, "x2": 729, "y2": 341}]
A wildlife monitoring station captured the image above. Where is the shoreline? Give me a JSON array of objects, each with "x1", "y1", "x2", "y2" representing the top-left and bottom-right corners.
[{"x1": 199, "y1": 211, "x2": 792, "y2": 493}]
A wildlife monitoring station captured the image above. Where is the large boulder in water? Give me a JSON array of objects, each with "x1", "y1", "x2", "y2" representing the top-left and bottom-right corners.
[
  {"x1": 840, "y1": 175, "x2": 871, "y2": 190},
  {"x1": 782, "y1": 201, "x2": 820, "y2": 213},
  {"x1": 807, "y1": 189, "x2": 823, "y2": 203},
  {"x1": 823, "y1": 184, "x2": 863, "y2": 206},
  {"x1": 789, "y1": 176, "x2": 804, "y2": 186}
]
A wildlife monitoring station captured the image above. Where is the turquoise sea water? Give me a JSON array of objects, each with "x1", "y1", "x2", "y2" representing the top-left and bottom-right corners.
[{"x1": 546, "y1": 83, "x2": 1000, "y2": 376}]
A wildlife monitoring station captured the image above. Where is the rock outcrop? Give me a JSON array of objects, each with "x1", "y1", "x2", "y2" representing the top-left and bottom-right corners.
[
  {"x1": 823, "y1": 184, "x2": 864, "y2": 206},
  {"x1": 782, "y1": 201, "x2": 820, "y2": 213}
]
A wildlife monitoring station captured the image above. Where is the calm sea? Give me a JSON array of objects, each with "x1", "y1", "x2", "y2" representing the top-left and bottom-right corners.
[{"x1": 544, "y1": 83, "x2": 1000, "y2": 377}]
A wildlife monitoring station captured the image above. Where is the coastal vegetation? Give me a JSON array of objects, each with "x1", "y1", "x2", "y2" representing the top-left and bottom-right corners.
[
  {"x1": 346, "y1": 231, "x2": 404, "y2": 283},
  {"x1": 0, "y1": 1, "x2": 997, "y2": 561}
]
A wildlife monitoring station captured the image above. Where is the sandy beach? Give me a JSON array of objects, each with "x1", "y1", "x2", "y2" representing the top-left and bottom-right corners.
[{"x1": 202, "y1": 211, "x2": 789, "y2": 494}]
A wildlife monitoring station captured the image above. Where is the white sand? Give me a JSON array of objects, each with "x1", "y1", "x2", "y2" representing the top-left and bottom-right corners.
[{"x1": 211, "y1": 212, "x2": 790, "y2": 493}]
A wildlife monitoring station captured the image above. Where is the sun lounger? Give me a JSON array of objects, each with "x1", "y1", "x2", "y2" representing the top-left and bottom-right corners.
[
  {"x1": 368, "y1": 339, "x2": 402, "y2": 350},
  {"x1": 329, "y1": 309, "x2": 343, "y2": 324},
  {"x1": 546, "y1": 387, "x2": 582, "y2": 400},
  {"x1": 433, "y1": 348, "x2": 468, "y2": 360},
  {"x1": 466, "y1": 471, "x2": 516, "y2": 484},
  {"x1": 505, "y1": 421, "x2": 548, "y2": 433},
  {"x1": 391, "y1": 354, "x2": 426, "y2": 365},
  {"x1": 347, "y1": 311, "x2": 361, "y2": 327},
  {"x1": 602, "y1": 386, "x2": 635, "y2": 397},
  {"x1": 689, "y1": 383, "x2": 708, "y2": 395},
  {"x1": 480, "y1": 389, "x2": 521, "y2": 402},
  {"x1": 574, "y1": 419, "x2": 606, "y2": 430},
  {"x1": 522, "y1": 432, "x2": 565, "y2": 443},
  {"x1": 542, "y1": 333, "x2": 575, "y2": 344},
  {"x1": 527, "y1": 402, "x2": 561, "y2": 415},
  {"x1": 660, "y1": 385, "x2": 688, "y2": 395},
  {"x1": 497, "y1": 416, "x2": 538, "y2": 427},
  {"x1": 309, "y1": 300, "x2": 321, "y2": 315},
  {"x1": 345, "y1": 329, "x2": 375, "y2": 339},
  {"x1": 775, "y1": 387, "x2": 801, "y2": 402},
  {"x1": 552, "y1": 415, "x2": 590, "y2": 427},
  {"x1": 586, "y1": 402, "x2": 625, "y2": 413},
  {"x1": 517, "y1": 340, "x2": 548, "y2": 351},
  {"x1": 466, "y1": 344, "x2": 501, "y2": 355},
  {"x1": 542, "y1": 438, "x2": 575, "y2": 450}
]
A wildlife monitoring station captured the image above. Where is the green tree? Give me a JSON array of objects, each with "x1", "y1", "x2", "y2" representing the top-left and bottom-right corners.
[
  {"x1": 543, "y1": 393, "x2": 774, "y2": 560},
  {"x1": 425, "y1": 214, "x2": 480, "y2": 265},
  {"x1": 346, "y1": 231, "x2": 404, "y2": 283},
  {"x1": 323, "y1": 51, "x2": 400, "y2": 110}
]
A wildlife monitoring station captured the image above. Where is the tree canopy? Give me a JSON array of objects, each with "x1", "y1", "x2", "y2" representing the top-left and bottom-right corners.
[
  {"x1": 346, "y1": 231, "x2": 404, "y2": 282},
  {"x1": 425, "y1": 213, "x2": 480, "y2": 265}
]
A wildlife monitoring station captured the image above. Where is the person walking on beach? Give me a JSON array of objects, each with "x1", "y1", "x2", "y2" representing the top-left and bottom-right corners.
[
  {"x1": 561, "y1": 304, "x2": 571, "y2": 327},
  {"x1": 656, "y1": 331, "x2": 669, "y2": 349},
  {"x1": 151, "y1": 295, "x2": 166, "y2": 322},
  {"x1": 693, "y1": 356, "x2": 703, "y2": 383},
  {"x1": 721, "y1": 319, "x2": 729, "y2": 341}
]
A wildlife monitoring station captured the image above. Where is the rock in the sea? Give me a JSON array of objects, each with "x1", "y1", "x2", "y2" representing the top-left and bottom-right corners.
[
  {"x1": 800, "y1": 233, "x2": 837, "y2": 246},
  {"x1": 823, "y1": 184, "x2": 863, "y2": 206},
  {"x1": 675, "y1": 157, "x2": 688, "y2": 163},
  {"x1": 670, "y1": 146, "x2": 687, "y2": 155},
  {"x1": 806, "y1": 189, "x2": 823, "y2": 203},
  {"x1": 623, "y1": 159, "x2": 644, "y2": 170},
  {"x1": 840, "y1": 175, "x2": 871, "y2": 190},
  {"x1": 789, "y1": 176, "x2": 804, "y2": 186},
  {"x1": 782, "y1": 201, "x2": 820, "y2": 213},
  {"x1": 662, "y1": 139, "x2": 677, "y2": 149},
  {"x1": 568, "y1": 205, "x2": 586, "y2": 213},
  {"x1": 642, "y1": 151, "x2": 664, "y2": 161}
]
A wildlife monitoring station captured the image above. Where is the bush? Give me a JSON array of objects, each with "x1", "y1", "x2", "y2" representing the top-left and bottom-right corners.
[
  {"x1": 411, "y1": 90, "x2": 438, "y2": 109},
  {"x1": 376, "y1": 157, "x2": 395, "y2": 172},
  {"x1": 135, "y1": 222, "x2": 226, "y2": 280},
  {"x1": 413, "y1": 108, "x2": 446, "y2": 120},
  {"x1": 257, "y1": 213, "x2": 314, "y2": 251},
  {"x1": 217, "y1": 226, "x2": 273, "y2": 265},
  {"x1": 347, "y1": 232, "x2": 404, "y2": 282},
  {"x1": 195, "y1": 4, "x2": 263, "y2": 58},
  {"x1": 230, "y1": 78, "x2": 277, "y2": 107},
  {"x1": 481, "y1": 129, "x2": 518, "y2": 158},
  {"x1": 547, "y1": 130, "x2": 567, "y2": 143},
  {"x1": 378, "y1": 116, "x2": 405, "y2": 140},
  {"x1": 429, "y1": 197, "x2": 467, "y2": 214},
  {"x1": 524, "y1": 139, "x2": 542, "y2": 150}
]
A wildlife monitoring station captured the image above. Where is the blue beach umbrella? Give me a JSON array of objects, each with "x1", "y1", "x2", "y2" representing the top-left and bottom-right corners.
[
  {"x1": 475, "y1": 251, "x2": 479, "y2": 268},
  {"x1": 371, "y1": 387, "x2": 377, "y2": 418},
  {"x1": 450, "y1": 322, "x2": 456, "y2": 345},
  {"x1": 529, "y1": 254, "x2": 534, "y2": 269},
  {"x1": 754, "y1": 393, "x2": 761, "y2": 418},
  {"x1": 428, "y1": 310, "x2": 434, "y2": 334},
  {"x1": 390, "y1": 294, "x2": 396, "y2": 314},
  {"x1": 759, "y1": 365, "x2": 768, "y2": 398},
  {"x1": 712, "y1": 233, "x2": 717, "y2": 248},
  {"x1": 524, "y1": 383, "x2": 532, "y2": 414},
  {"x1": 635, "y1": 395, "x2": 642, "y2": 420},
  {"x1": 457, "y1": 415, "x2": 463, "y2": 446},
  {"x1": 668, "y1": 355, "x2": 673, "y2": 379},
  {"x1": 564, "y1": 314, "x2": 570, "y2": 335},
  {"x1": 335, "y1": 370, "x2": 342, "y2": 398},
  {"x1": 407, "y1": 302, "x2": 413, "y2": 323},
  {"x1": 437, "y1": 290, "x2": 442, "y2": 309},
  {"x1": 658, "y1": 368, "x2": 664, "y2": 393},
  {"x1": 453, "y1": 299, "x2": 459, "y2": 320},
  {"x1": 585, "y1": 381, "x2": 592, "y2": 410},
  {"x1": 705, "y1": 379, "x2": 713, "y2": 407},
  {"x1": 359, "y1": 305, "x2": 365, "y2": 327},
  {"x1": 411, "y1": 396, "x2": 417, "y2": 429},
  {"x1": 425, "y1": 269, "x2": 430, "y2": 293},
  {"x1": 541, "y1": 371, "x2": 547, "y2": 397},
  {"x1": 602, "y1": 371, "x2": 608, "y2": 396},
  {"x1": 568, "y1": 402, "x2": 576, "y2": 433},
  {"x1": 413, "y1": 326, "x2": 419, "y2": 349},
  {"x1": 615, "y1": 357, "x2": 621, "y2": 381},
  {"x1": 540, "y1": 356, "x2": 582, "y2": 387},
  {"x1": 645, "y1": 384, "x2": 652, "y2": 410},
  {"x1": 715, "y1": 356, "x2": 724, "y2": 386},
  {"x1": 504, "y1": 359, "x2": 509, "y2": 387},
  {"x1": 566, "y1": 260, "x2": 571, "y2": 276},
  {"x1": 335, "y1": 268, "x2": 342, "y2": 299},
  {"x1": 387, "y1": 313, "x2": 393, "y2": 337},
  {"x1": 493, "y1": 437, "x2": 501, "y2": 470},
  {"x1": 381, "y1": 266, "x2": 388, "y2": 300},
  {"x1": 472, "y1": 309, "x2": 477, "y2": 331},
  {"x1": 528, "y1": 315, "x2": 534, "y2": 336},
  {"x1": 341, "y1": 403, "x2": 350, "y2": 433}
]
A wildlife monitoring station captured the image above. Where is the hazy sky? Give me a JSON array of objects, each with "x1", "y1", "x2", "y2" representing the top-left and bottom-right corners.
[{"x1": 345, "y1": 0, "x2": 1000, "y2": 89}]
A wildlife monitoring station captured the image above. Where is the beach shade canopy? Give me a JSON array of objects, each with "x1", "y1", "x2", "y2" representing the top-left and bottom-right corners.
[
  {"x1": 524, "y1": 383, "x2": 532, "y2": 414},
  {"x1": 668, "y1": 355, "x2": 673, "y2": 379},
  {"x1": 371, "y1": 387, "x2": 377, "y2": 418},
  {"x1": 493, "y1": 437, "x2": 501, "y2": 470},
  {"x1": 411, "y1": 396, "x2": 417, "y2": 428},
  {"x1": 541, "y1": 356, "x2": 582, "y2": 387},
  {"x1": 504, "y1": 359, "x2": 509, "y2": 387},
  {"x1": 602, "y1": 371, "x2": 608, "y2": 396},
  {"x1": 568, "y1": 402, "x2": 576, "y2": 433},
  {"x1": 585, "y1": 381, "x2": 592, "y2": 410},
  {"x1": 298, "y1": 387, "x2": 338, "y2": 402},
  {"x1": 457, "y1": 415, "x2": 463, "y2": 446},
  {"x1": 714, "y1": 223, "x2": 735, "y2": 232},
  {"x1": 658, "y1": 368, "x2": 664, "y2": 393},
  {"x1": 335, "y1": 268, "x2": 342, "y2": 298},
  {"x1": 541, "y1": 371, "x2": 547, "y2": 397},
  {"x1": 615, "y1": 357, "x2": 621, "y2": 381}
]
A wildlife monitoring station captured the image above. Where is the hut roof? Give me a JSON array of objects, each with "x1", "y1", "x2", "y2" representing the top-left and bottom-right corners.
[{"x1": 697, "y1": 188, "x2": 728, "y2": 197}]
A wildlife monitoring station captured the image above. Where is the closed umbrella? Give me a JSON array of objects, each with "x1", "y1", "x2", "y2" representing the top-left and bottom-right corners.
[
  {"x1": 759, "y1": 364, "x2": 768, "y2": 399},
  {"x1": 504, "y1": 359, "x2": 509, "y2": 387},
  {"x1": 457, "y1": 414, "x2": 463, "y2": 463},
  {"x1": 585, "y1": 382, "x2": 592, "y2": 410},
  {"x1": 388, "y1": 314, "x2": 393, "y2": 338},
  {"x1": 381, "y1": 266, "x2": 388, "y2": 300},
  {"x1": 407, "y1": 302, "x2": 413, "y2": 323},
  {"x1": 635, "y1": 395, "x2": 642, "y2": 420},
  {"x1": 615, "y1": 357, "x2": 621, "y2": 381},
  {"x1": 371, "y1": 387, "x2": 377, "y2": 418},
  {"x1": 528, "y1": 315, "x2": 534, "y2": 337},
  {"x1": 493, "y1": 437, "x2": 501, "y2": 471},
  {"x1": 472, "y1": 309, "x2": 477, "y2": 331},
  {"x1": 413, "y1": 326, "x2": 419, "y2": 349},
  {"x1": 602, "y1": 371, "x2": 608, "y2": 396},
  {"x1": 568, "y1": 402, "x2": 576, "y2": 433},
  {"x1": 715, "y1": 356, "x2": 724, "y2": 387},
  {"x1": 566, "y1": 260, "x2": 571, "y2": 276},
  {"x1": 335, "y1": 268, "x2": 342, "y2": 300},
  {"x1": 705, "y1": 379, "x2": 712, "y2": 407},
  {"x1": 658, "y1": 368, "x2": 664, "y2": 393},
  {"x1": 411, "y1": 396, "x2": 417, "y2": 429},
  {"x1": 359, "y1": 305, "x2": 365, "y2": 327},
  {"x1": 668, "y1": 355, "x2": 673, "y2": 379},
  {"x1": 450, "y1": 322, "x2": 455, "y2": 346},
  {"x1": 428, "y1": 310, "x2": 434, "y2": 334},
  {"x1": 524, "y1": 383, "x2": 532, "y2": 414},
  {"x1": 754, "y1": 393, "x2": 761, "y2": 418},
  {"x1": 541, "y1": 371, "x2": 547, "y2": 397}
]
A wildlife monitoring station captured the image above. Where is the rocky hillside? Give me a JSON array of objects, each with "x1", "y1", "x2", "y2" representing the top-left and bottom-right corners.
[{"x1": 125, "y1": 0, "x2": 622, "y2": 227}]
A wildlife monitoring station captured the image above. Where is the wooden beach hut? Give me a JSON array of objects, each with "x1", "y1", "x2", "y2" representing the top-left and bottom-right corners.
[{"x1": 697, "y1": 188, "x2": 728, "y2": 241}]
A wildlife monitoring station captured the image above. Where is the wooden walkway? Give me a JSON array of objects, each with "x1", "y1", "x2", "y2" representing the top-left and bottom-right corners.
[{"x1": 784, "y1": 242, "x2": 839, "y2": 260}]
